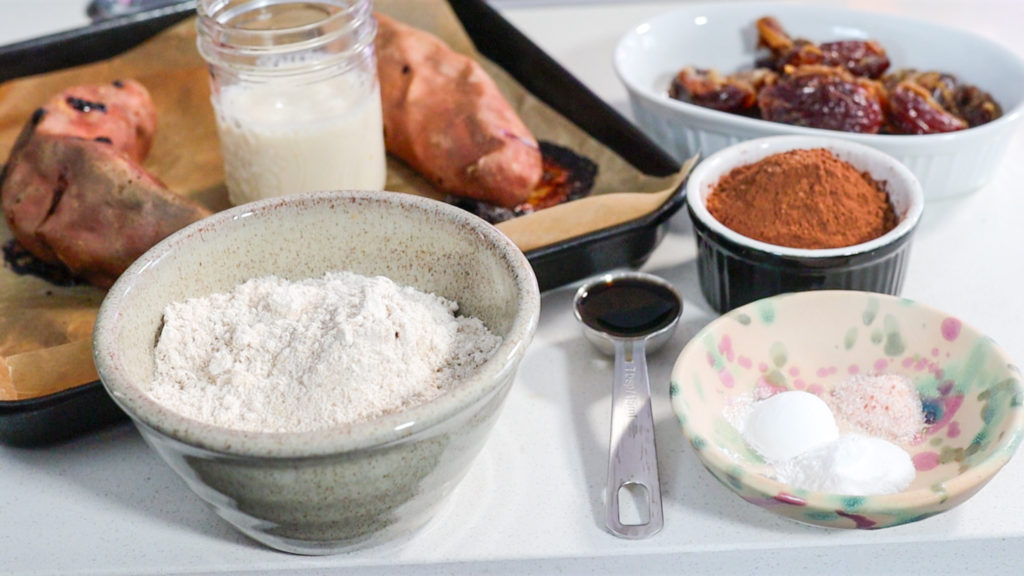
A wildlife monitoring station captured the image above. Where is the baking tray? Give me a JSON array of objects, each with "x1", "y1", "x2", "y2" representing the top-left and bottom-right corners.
[{"x1": 0, "y1": 0, "x2": 685, "y2": 446}]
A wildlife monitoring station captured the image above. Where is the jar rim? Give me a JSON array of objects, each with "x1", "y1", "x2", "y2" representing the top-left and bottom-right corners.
[
  {"x1": 196, "y1": 0, "x2": 376, "y2": 74},
  {"x1": 202, "y1": 1, "x2": 365, "y2": 31}
]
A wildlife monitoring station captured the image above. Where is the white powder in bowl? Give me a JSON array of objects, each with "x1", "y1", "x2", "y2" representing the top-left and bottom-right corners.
[
  {"x1": 774, "y1": 434, "x2": 916, "y2": 495},
  {"x1": 741, "y1": 390, "x2": 840, "y2": 461},
  {"x1": 735, "y1": 374, "x2": 925, "y2": 496},
  {"x1": 148, "y1": 271, "x2": 502, "y2": 433}
]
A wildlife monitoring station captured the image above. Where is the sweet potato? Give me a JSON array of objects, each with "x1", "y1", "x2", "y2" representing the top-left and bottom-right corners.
[
  {"x1": 1, "y1": 133, "x2": 210, "y2": 288},
  {"x1": 375, "y1": 13, "x2": 543, "y2": 208},
  {"x1": 32, "y1": 79, "x2": 157, "y2": 164}
]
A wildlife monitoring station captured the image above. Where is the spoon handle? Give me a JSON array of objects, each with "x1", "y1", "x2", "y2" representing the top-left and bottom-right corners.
[{"x1": 606, "y1": 339, "x2": 663, "y2": 539}]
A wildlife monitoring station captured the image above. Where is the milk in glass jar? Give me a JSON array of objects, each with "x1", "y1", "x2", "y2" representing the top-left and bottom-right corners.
[{"x1": 197, "y1": 0, "x2": 386, "y2": 205}]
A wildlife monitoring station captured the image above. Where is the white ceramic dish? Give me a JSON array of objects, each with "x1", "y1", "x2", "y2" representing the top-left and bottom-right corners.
[{"x1": 614, "y1": 2, "x2": 1024, "y2": 198}]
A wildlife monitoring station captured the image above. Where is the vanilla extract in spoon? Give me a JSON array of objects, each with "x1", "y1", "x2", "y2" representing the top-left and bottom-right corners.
[
  {"x1": 573, "y1": 272, "x2": 683, "y2": 539},
  {"x1": 575, "y1": 276, "x2": 682, "y2": 339}
]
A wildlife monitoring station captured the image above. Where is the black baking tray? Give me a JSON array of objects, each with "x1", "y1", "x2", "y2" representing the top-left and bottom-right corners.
[{"x1": 0, "y1": 0, "x2": 685, "y2": 446}]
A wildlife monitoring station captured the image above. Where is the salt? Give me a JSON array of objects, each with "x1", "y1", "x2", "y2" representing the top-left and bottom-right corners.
[{"x1": 831, "y1": 373, "x2": 925, "y2": 443}]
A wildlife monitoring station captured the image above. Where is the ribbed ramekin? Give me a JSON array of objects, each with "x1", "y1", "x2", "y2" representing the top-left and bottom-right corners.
[{"x1": 685, "y1": 136, "x2": 924, "y2": 313}]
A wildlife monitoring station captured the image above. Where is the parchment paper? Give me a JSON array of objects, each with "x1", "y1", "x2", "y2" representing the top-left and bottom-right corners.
[{"x1": 0, "y1": 0, "x2": 689, "y2": 400}]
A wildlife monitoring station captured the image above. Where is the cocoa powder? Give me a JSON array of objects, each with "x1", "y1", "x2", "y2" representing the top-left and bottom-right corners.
[{"x1": 705, "y1": 148, "x2": 897, "y2": 249}]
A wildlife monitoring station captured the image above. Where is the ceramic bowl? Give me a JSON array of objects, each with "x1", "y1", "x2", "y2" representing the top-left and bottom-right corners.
[
  {"x1": 613, "y1": 2, "x2": 1024, "y2": 198},
  {"x1": 93, "y1": 190, "x2": 541, "y2": 554},
  {"x1": 686, "y1": 135, "x2": 924, "y2": 313},
  {"x1": 670, "y1": 290, "x2": 1024, "y2": 530}
]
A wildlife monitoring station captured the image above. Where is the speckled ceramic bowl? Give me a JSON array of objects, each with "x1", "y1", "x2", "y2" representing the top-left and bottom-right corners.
[
  {"x1": 686, "y1": 135, "x2": 924, "y2": 313},
  {"x1": 670, "y1": 290, "x2": 1024, "y2": 530},
  {"x1": 93, "y1": 190, "x2": 540, "y2": 554}
]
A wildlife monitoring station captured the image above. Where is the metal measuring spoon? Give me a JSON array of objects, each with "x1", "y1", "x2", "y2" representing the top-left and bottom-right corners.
[{"x1": 573, "y1": 271, "x2": 682, "y2": 539}]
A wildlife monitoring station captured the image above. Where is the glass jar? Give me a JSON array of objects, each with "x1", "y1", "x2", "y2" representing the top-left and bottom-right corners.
[{"x1": 196, "y1": 0, "x2": 386, "y2": 206}]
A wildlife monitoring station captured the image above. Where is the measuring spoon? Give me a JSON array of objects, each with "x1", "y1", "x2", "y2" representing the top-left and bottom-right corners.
[{"x1": 573, "y1": 271, "x2": 682, "y2": 539}]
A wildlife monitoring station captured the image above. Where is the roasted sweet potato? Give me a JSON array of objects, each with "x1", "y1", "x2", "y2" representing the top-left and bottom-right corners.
[
  {"x1": 1, "y1": 133, "x2": 210, "y2": 288},
  {"x1": 32, "y1": 79, "x2": 156, "y2": 164},
  {"x1": 1, "y1": 78, "x2": 209, "y2": 288},
  {"x1": 375, "y1": 13, "x2": 543, "y2": 208}
]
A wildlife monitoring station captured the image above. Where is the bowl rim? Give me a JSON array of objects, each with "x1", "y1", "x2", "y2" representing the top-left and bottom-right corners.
[
  {"x1": 93, "y1": 189, "x2": 541, "y2": 459},
  {"x1": 670, "y1": 290, "x2": 1024, "y2": 517},
  {"x1": 684, "y1": 135, "x2": 925, "y2": 258},
  {"x1": 612, "y1": 1, "x2": 1024, "y2": 145}
]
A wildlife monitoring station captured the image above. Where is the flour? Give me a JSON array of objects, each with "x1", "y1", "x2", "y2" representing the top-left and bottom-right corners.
[{"x1": 149, "y1": 271, "x2": 502, "y2": 432}]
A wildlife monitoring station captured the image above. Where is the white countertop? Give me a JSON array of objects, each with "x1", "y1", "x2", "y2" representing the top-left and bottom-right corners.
[{"x1": 2, "y1": 1, "x2": 1023, "y2": 574}]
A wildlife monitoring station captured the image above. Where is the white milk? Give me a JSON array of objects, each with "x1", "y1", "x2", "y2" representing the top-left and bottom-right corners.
[{"x1": 213, "y1": 74, "x2": 386, "y2": 206}]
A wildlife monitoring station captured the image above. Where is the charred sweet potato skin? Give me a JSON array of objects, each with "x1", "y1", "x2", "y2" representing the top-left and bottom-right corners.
[
  {"x1": 1, "y1": 133, "x2": 211, "y2": 288},
  {"x1": 375, "y1": 13, "x2": 542, "y2": 208}
]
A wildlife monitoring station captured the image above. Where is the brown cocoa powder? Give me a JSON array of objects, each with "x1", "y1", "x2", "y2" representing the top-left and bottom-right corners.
[{"x1": 705, "y1": 148, "x2": 898, "y2": 249}]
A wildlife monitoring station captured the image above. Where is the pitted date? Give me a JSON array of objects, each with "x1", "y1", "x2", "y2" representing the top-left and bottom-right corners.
[
  {"x1": 884, "y1": 69, "x2": 1001, "y2": 130},
  {"x1": 886, "y1": 81, "x2": 968, "y2": 134},
  {"x1": 755, "y1": 17, "x2": 890, "y2": 78},
  {"x1": 819, "y1": 40, "x2": 890, "y2": 79},
  {"x1": 758, "y1": 67, "x2": 885, "y2": 133},
  {"x1": 668, "y1": 67, "x2": 774, "y2": 114},
  {"x1": 955, "y1": 84, "x2": 1002, "y2": 127},
  {"x1": 884, "y1": 70, "x2": 959, "y2": 108}
]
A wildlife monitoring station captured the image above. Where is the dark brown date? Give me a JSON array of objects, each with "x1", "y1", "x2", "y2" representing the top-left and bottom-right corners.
[
  {"x1": 886, "y1": 81, "x2": 968, "y2": 134},
  {"x1": 820, "y1": 40, "x2": 890, "y2": 78},
  {"x1": 668, "y1": 67, "x2": 766, "y2": 114},
  {"x1": 955, "y1": 84, "x2": 1002, "y2": 127},
  {"x1": 884, "y1": 69, "x2": 1001, "y2": 128},
  {"x1": 756, "y1": 17, "x2": 823, "y2": 71},
  {"x1": 755, "y1": 40, "x2": 823, "y2": 71},
  {"x1": 758, "y1": 66, "x2": 885, "y2": 133},
  {"x1": 884, "y1": 70, "x2": 959, "y2": 107}
]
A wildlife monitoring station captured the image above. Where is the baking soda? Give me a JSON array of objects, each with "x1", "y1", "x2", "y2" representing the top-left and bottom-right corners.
[
  {"x1": 149, "y1": 271, "x2": 501, "y2": 433},
  {"x1": 775, "y1": 434, "x2": 916, "y2": 495}
]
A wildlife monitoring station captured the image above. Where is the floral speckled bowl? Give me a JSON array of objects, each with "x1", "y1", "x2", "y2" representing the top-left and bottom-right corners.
[{"x1": 670, "y1": 290, "x2": 1023, "y2": 529}]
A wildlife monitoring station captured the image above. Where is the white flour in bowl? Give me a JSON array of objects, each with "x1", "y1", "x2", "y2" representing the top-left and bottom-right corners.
[{"x1": 148, "y1": 271, "x2": 502, "y2": 433}]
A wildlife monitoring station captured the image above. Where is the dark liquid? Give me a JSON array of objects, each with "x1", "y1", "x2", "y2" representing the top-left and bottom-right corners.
[{"x1": 576, "y1": 277, "x2": 681, "y2": 338}]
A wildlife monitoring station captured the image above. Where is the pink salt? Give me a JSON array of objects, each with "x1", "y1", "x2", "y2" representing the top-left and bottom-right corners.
[{"x1": 830, "y1": 373, "x2": 925, "y2": 444}]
